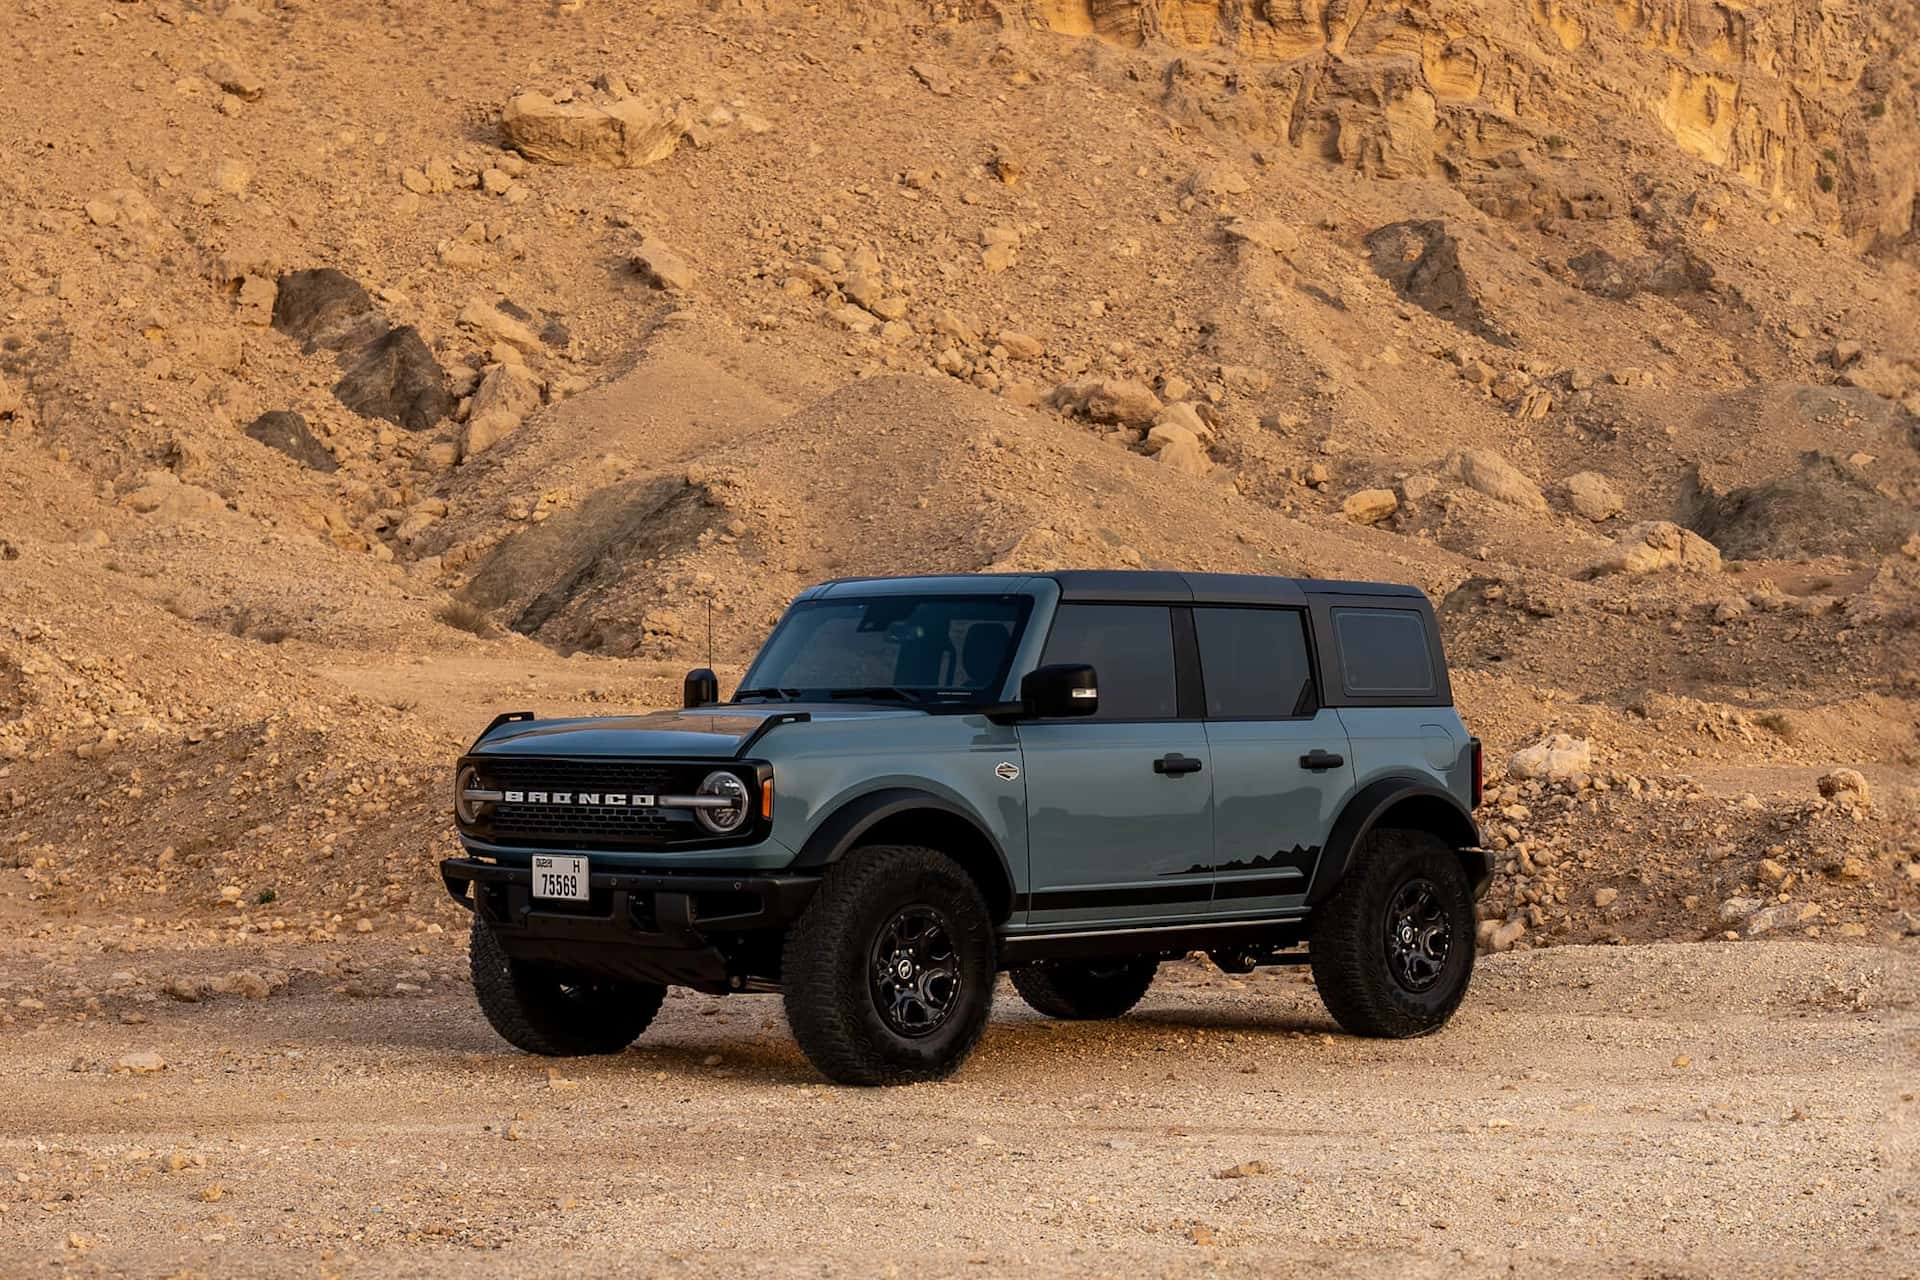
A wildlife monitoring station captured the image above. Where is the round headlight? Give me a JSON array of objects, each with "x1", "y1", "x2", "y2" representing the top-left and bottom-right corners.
[
  {"x1": 694, "y1": 770, "x2": 750, "y2": 834},
  {"x1": 455, "y1": 765, "x2": 491, "y2": 826}
]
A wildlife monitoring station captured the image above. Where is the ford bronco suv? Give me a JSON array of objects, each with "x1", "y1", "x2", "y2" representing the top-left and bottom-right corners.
[{"x1": 442, "y1": 572, "x2": 1489, "y2": 1085}]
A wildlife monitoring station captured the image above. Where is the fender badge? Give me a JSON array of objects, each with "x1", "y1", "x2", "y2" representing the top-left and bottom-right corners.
[{"x1": 995, "y1": 761, "x2": 1021, "y2": 782}]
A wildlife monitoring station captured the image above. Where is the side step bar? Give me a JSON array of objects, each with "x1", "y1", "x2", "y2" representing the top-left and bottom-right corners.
[{"x1": 999, "y1": 916, "x2": 1307, "y2": 966}]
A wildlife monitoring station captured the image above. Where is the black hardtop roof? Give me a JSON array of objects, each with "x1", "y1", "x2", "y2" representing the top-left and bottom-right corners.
[
  {"x1": 1050, "y1": 570, "x2": 1424, "y2": 605},
  {"x1": 807, "y1": 571, "x2": 1425, "y2": 605}
]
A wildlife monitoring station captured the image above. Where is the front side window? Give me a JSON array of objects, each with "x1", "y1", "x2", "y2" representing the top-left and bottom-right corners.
[
  {"x1": 1039, "y1": 604, "x2": 1177, "y2": 720},
  {"x1": 737, "y1": 595, "x2": 1030, "y2": 706},
  {"x1": 1194, "y1": 607, "x2": 1316, "y2": 718},
  {"x1": 1331, "y1": 607, "x2": 1436, "y2": 697}
]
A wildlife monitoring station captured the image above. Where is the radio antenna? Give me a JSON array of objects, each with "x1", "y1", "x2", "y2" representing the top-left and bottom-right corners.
[{"x1": 706, "y1": 596, "x2": 713, "y2": 669}]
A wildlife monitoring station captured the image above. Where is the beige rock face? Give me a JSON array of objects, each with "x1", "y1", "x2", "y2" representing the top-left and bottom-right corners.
[
  {"x1": 1449, "y1": 449, "x2": 1546, "y2": 511},
  {"x1": 1509, "y1": 734, "x2": 1592, "y2": 783},
  {"x1": 1591, "y1": 521, "x2": 1723, "y2": 576},
  {"x1": 1341, "y1": 488, "x2": 1399, "y2": 525},
  {"x1": 1564, "y1": 470, "x2": 1623, "y2": 521},
  {"x1": 502, "y1": 91, "x2": 683, "y2": 168}
]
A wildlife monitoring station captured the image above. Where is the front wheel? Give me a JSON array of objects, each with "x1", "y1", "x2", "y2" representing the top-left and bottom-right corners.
[
  {"x1": 1308, "y1": 831, "x2": 1475, "y2": 1038},
  {"x1": 782, "y1": 845, "x2": 997, "y2": 1085},
  {"x1": 468, "y1": 918, "x2": 666, "y2": 1055},
  {"x1": 1011, "y1": 957, "x2": 1158, "y2": 1020}
]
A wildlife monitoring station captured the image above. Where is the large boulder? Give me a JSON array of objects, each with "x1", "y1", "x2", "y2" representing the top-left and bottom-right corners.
[
  {"x1": 467, "y1": 363, "x2": 543, "y2": 423},
  {"x1": 502, "y1": 91, "x2": 684, "y2": 168},
  {"x1": 1449, "y1": 449, "x2": 1547, "y2": 511},
  {"x1": 243, "y1": 410, "x2": 337, "y2": 472},
  {"x1": 1365, "y1": 220, "x2": 1515, "y2": 347},
  {"x1": 1590, "y1": 521, "x2": 1722, "y2": 576},
  {"x1": 333, "y1": 326, "x2": 454, "y2": 432},
  {"x1": 1508, "y1": 734, "x2": 1591, "y2": 784},
  {"x1": 1564, "y1": 470, "x2": 1623, "y2": 521},
  {"x1": 271, "y1": 268, "x2": 382, "y2": 352}
]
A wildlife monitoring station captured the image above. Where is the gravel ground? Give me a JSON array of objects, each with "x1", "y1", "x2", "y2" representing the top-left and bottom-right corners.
[{"x1": 3, "y1": 940, "x2": 1915, "y2": 1277}]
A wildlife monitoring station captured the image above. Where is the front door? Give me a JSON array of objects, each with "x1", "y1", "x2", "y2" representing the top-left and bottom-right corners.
[
  {"x1": 1191, "y1": 606, "x2": 1355, "y2": 918},
  {"x1": 1017, "y1": 603, "x2": 1214, "y2": 929}
]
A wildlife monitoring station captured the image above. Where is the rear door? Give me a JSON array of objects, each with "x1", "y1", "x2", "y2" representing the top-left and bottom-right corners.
[
  {"x1": 1016, "y1": 603, "x2": 1215, "y2": 929},
  {"x1": 1195, "y1": 606, "x2": 1356, "y2": 918}
]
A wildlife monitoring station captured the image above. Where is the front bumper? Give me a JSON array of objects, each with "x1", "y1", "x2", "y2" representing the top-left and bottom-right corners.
[{"x1": 441, "y1": 858, "x2": 820, "y2": 993}]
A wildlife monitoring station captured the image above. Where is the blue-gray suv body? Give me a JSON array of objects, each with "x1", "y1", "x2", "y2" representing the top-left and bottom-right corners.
[{"x1": 443, "y1": 571, "x2": 1490, "y2": 1084}]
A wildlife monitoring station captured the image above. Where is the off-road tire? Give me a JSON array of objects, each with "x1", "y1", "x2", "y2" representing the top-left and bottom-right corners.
[
  {"x1": 1309, "y1": 830, "x2": 1475, "y2": 1038},
  {"x1": 1010, "y1": 957, "x2": 1158, "y2": 1020},
  {"x1": 782, "y1": 844, "x2": 997, "y2": 1086},
  {"x1": 469, "y1": 918, "x2": 666, "y2": 1055}
]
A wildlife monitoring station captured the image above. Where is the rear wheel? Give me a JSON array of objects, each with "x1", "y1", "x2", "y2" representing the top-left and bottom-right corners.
[
  {"x1": 1308, "y1": 831, "x2": 1474, "y2": 1038},
  {"x1": 468, "y1": 918, "x2": 666, "y2": 1055},
  {"x1": 782, "y1": 844, "x2": 997, "y2": 1086},
  {"x1": 1011, "y1": 957, "x2": 1158, "y2": 1020}
]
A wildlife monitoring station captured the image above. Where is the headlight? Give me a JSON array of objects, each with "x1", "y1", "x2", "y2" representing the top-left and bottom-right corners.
[
  {"x1": 693, "y1": 770, "x2": 750, "y2": 834},
  {"x1": 455, "y1": 765, "x2": 499, "y2": 825}
]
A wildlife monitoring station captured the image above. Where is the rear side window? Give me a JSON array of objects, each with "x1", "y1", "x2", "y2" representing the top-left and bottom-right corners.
[
  {"x1": 1194, "y1": 608, "x2": 1316, "y2": 718},
  {"x1": 1040, "y1": 604, "x2": 1177, "y2": 720},
  {"x1": 1331, "y1": 608, "x2": 1436, "y2": 697}
]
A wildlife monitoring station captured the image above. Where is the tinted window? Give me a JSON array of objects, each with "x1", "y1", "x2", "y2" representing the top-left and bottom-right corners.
[
  {"x1": 1332, "y1": 607, "x2": 1436, "y2": 696},
  {"x1": 1194, "y1": 608, "x2": 1316, "y2": 718},
  {"x1": 1040, "y1": 604, "x2": 1177, "y2": 720},
  {"x1": 740, "y1": 596, "x2": 1031, "y2": 704}
]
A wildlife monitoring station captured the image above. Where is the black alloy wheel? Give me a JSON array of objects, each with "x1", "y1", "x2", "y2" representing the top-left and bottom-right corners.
[
  {"x1": 869, "y1": 905, "x2": 963, "y2": 1038},
  {"x1": 1384, "y1": 876, "x2": 1452, "y2": 994}
]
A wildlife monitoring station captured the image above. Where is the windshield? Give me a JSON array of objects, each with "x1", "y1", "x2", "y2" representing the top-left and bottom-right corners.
[{"x1": 735, "y1": 595, "x2": 1032, "y2": 707}]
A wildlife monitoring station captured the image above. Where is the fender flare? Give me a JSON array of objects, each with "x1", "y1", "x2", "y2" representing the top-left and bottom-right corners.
[
  {"x1": 789, "y1": 788, "x2": 1016, "y2": 911},
  {"x1": 1305, "y1": 777, "x2": 1486, "y2": 906}
]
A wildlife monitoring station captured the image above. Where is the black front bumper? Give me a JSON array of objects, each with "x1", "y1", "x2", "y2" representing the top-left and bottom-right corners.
[{"x1": 441, "y1": 858, "x2": 820, "y2": 993}]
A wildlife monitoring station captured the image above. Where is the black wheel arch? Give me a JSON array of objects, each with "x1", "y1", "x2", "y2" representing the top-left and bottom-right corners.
[
  {"x1": 790, "y1": 788, "x2": 1017, "y2": 922},
  {"x1": 1306, "y1": 777, "x2": 1489, "y2": 906}
]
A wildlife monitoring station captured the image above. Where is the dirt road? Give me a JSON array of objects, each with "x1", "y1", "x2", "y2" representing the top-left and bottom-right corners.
[{"x1": 3, "y1": 935, "x2": 1913, "y2": 1277}]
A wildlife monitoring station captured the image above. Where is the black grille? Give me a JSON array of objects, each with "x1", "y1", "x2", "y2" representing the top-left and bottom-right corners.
[{"x1": 468, "y1": 758, "x2": 726, "y2": 850}]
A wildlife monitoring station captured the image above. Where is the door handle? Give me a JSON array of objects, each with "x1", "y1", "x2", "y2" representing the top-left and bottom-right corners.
[
  {"x1": 1154, "y1": 753, "x2": 1204, "y2": 777},
  {"x1": 1300, "y1": 749, "x2": 1345, "y2": 771}
]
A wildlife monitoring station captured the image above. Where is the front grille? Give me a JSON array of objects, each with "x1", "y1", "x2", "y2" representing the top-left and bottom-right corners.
[{"x1": 469, "y1": 758, "x2": 722, "y2": 849}]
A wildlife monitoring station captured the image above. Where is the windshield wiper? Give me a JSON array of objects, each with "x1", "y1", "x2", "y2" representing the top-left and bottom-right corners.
[
  {"x1": 825, "y1": 686, "x2": 929, "y2": 704},
  {"x1": 733, "y1": 687, "x2": 803, "y2": 702}
]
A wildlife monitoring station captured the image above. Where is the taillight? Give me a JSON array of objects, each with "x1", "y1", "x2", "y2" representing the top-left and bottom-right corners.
[{"x1": 1469, "y1": 738, "x2": 1483, "y2": 809}]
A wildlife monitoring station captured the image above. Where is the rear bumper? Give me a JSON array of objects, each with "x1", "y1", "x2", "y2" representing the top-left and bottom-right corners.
[{"x1": 440, "y1": 858, "x2": 819, "y2": 993}]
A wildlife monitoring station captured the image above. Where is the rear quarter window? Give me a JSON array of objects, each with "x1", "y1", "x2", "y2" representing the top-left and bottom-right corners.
[{"x1": 1331, "y1": 607, "x2": 1436, "y2": 698}]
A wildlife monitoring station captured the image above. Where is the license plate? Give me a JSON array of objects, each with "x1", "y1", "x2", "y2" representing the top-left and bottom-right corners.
[{"x1": 531, "y1": 854, "x2": 589, "y2": 902}]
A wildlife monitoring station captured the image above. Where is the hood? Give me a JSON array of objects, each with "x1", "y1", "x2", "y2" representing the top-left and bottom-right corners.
[{"x1": 468, "y1": 705, "x2": 921, "y2": 759}]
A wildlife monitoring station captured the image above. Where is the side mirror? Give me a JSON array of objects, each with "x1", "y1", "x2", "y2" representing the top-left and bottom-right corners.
[
  {"x1": 1020, "y1": 663, "x2": 1099, "y2": 719},
  {"x1": 683, "y1": 668, "x2": 719, "y2": 709}
]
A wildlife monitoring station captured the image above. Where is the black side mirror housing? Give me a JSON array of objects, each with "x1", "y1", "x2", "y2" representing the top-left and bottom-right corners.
[
  {"x1": 1017, "y1": 663, "x2": 1099, "y2": 719},
  {"x1": 683, "y1": 668, "x2": 719, "y2": 709}
]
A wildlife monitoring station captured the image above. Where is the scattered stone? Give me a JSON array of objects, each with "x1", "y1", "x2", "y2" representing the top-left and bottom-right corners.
[
  {"x1": 1593, "y1": 887, "x2": 1619, "y2": 908},
  {"x1": 1144, "y1": 422, "x2": 1201, "y2": 455},
  {"x1": 1508, "y1": 733, "x2": 1592, "y2": 783},
  {"x1": 1058, "y1": 379, "x2": 1161, "y2": 427},
  {"x1": 205, "y1": 57, "x2": 265, "y2": 101},
  {"x1": 1745, "y1": 901, "x2": 1819, "y2": 935},
  {"x1": 1816, "y1": 768, "x2": 1870, "y2": 809},
  {"x1": 1448, "y1": 449, "x2": 1547, "y2": 511},
  {"x1": 456, "y1": 299, "x2": 543, "y2": 352},
  {"x1": 1156, "y1": 436, "x2": 1212, "y2": 476},
  {"x1": 1215, "y1": 1161, "x2": 1272, "y2": 1179},
  {"x1": 1590, "y1": 521, "x2": 1722, "y2": 576},
  {"x1": 333, "y1": 326, "x2": 455, "y2": 432},
  {"x1": 235, "y1": 274, "x2": 277, "y2": 326},
  {"x1": 469, "y1": 363, "x2": 544, "y2": 424},
  {"x1": 462, "y1": 411, "x2": 523, "y2": 458},
  {"x1": 1341, "y1": 488, "x2": 1399, "y2": 525},
  {"x1": 1563, "y1": 470, "x2": 1623, "y2": 521},
  {"x1": 998, "y1": 331, "x2": 1043, "y2": 360},
  {"x1": 271, "y1": 268, "x2": 380, "y2": 352},
  {"x1": 244, "y1": 410, "x2": 337, "y2": 472},
  {"x1": 910, "y1": 63, "x2": 953, "y2": 95},
  {"x1": 1188, "y1": 164, "x2": 1250, "y2": 198},
  {"x1": 634, "y1": 238, "x2": 695, "y2": 292},
  {"x1": 115, "y1": 1051, "x2": 167, "y2": 1074},
  {"x1": 501, "y1": 91, "x2": 683, "y2": 168},
  {"x1": 1222, "y1": 218, "x2": 1298, "y2": 254}
]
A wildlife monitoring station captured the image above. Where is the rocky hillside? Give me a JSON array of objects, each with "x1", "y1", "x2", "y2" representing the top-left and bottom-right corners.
[{"x1": 0, "y1": 0, "x2": 1915, "y2": 966}]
